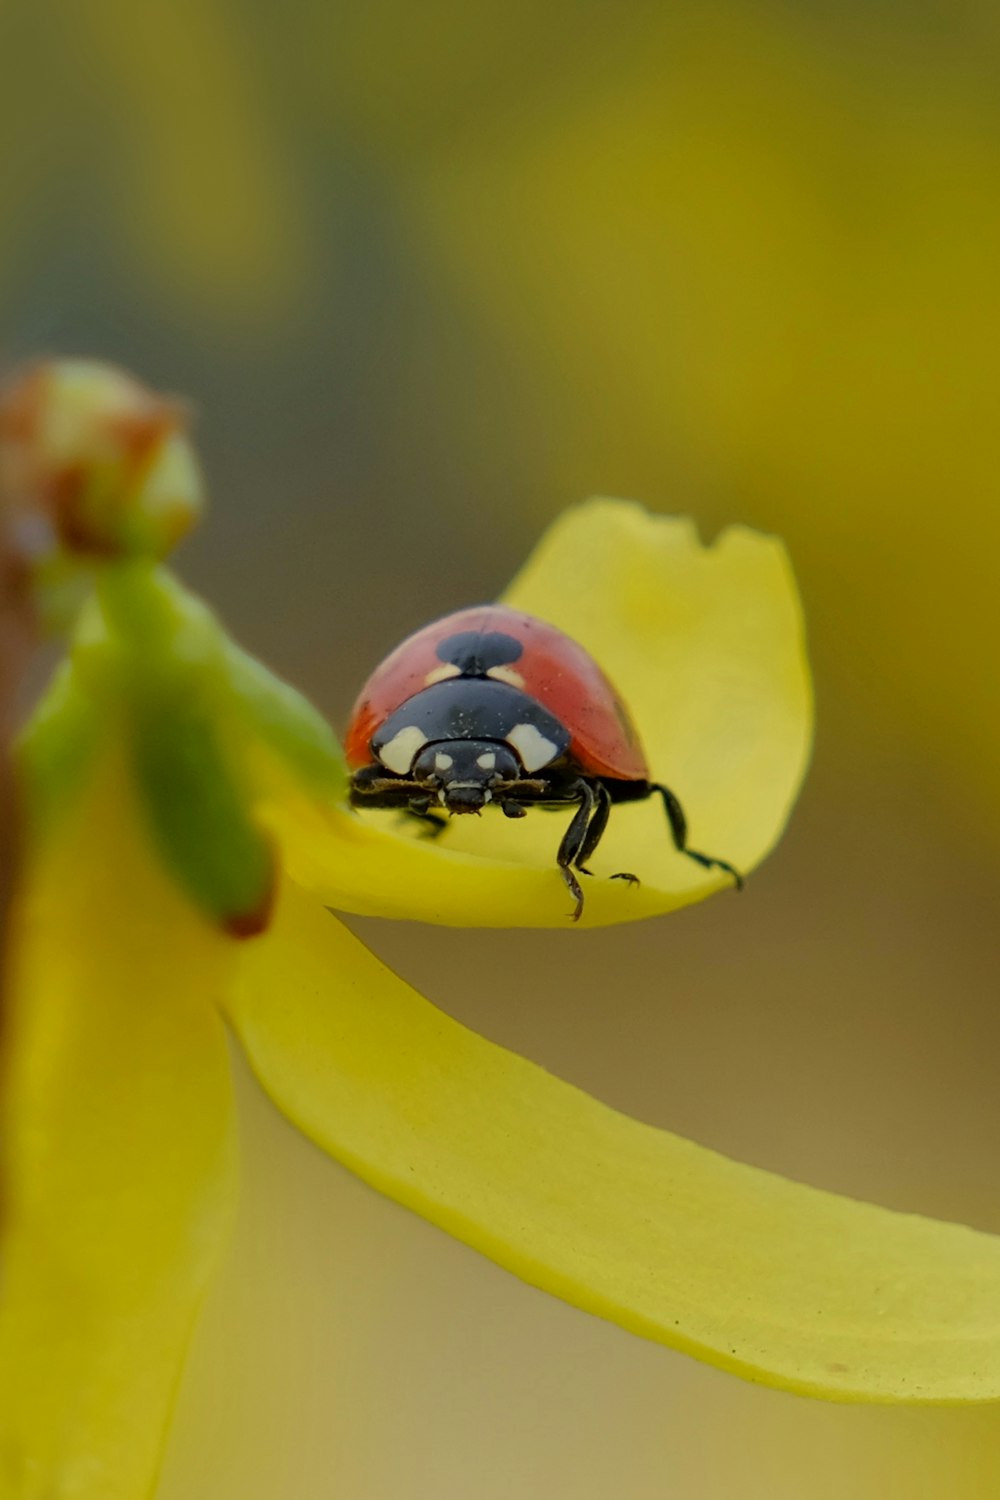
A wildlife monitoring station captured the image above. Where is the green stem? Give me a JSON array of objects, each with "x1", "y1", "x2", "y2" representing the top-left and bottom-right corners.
[{"x1": 94, "y1": 559, "x2": 184, "y2": 650}]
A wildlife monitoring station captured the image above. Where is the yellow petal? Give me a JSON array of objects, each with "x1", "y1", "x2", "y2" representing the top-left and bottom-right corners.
[
  {"x1": 0, "y1": 757, "x2": 236, "y2": 1500},
  {"x1": 227, "y1": 877, "x2": 1000, "y2": 1403},
  {"x1": 503, "y1": 499, "x2": 812, "y2": 875},
  {"x1": 266, "y1": 499, "x2": 811, "y2": 926}
]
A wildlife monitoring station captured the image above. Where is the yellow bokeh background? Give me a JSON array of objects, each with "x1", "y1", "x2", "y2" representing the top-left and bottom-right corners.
[{"x1": 2, "y1": 3, "x2": 998, "y2": 1495}]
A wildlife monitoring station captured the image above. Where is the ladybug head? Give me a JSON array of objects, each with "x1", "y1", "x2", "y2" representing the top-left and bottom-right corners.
[{"x1": 411, "y1": 739, "x2": 522, "y2": 814}]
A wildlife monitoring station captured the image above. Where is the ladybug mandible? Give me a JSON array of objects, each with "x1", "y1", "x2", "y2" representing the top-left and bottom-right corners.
[{"x1": 345, "y1": 605, "x2": 742, "y2": 920}]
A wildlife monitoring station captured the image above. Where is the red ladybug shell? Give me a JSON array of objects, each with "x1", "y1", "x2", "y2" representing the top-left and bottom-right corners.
[{"x1": 345, "y1": 605, "x2": 649, "y2": 782}]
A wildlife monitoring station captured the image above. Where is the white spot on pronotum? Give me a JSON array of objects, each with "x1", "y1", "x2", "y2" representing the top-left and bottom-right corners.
[
  {"x1": 487, "y1": 664, "x2": 525, "y2": 689},
  {"x1": 378, "y1": 725, "x2": 428, "y2": 775},
  {"x1": 425, "y1": 663, "x2": 461, "y2": 686},
  {"x1": 434, "y1": 752, "x2": 454, "y2": 772},
  {"x1": 476, "y1": 751, "x2": 497, "y2": 770},
  {"x1": 507, "y1": 722, "x2": 559, "y2": 772}
]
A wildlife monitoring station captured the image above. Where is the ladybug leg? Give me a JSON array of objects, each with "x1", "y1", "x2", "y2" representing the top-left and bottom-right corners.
[
  {"x1": 556, "y1": 780, "x2": 596, "y2": 921},
  {"x1": 351, "y1": 775, "x2": 450, "y2": 841},
  {"x1": 574, "y1": 781, "x2": 611, "y2": 876},
  {"x1": 350, "y1": 773, "x2": 426, "y2": 804},
  {"x1": 404, "y1": 802, "x2": 449, "y2": 839},
  {"x1": 651, "y1": 783, "x2": 744, "y2": 890},
  {"x1": 577, "y1": 781, "x2": 640, "y2": 889}
]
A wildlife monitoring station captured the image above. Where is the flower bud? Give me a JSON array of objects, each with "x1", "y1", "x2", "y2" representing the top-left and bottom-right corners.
[{"x1": 0, "y1": 359, "x2": 204, "y2": 560}]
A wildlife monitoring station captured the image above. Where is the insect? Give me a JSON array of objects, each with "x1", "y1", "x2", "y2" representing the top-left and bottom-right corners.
[{"x1": 345, "y1": 605, "x2": 742, "y2": 920}]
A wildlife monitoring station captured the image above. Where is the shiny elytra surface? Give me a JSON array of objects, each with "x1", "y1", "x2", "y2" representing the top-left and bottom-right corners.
[{"x1": 344, "y1": 604, "x2": 648, "y2": 782}]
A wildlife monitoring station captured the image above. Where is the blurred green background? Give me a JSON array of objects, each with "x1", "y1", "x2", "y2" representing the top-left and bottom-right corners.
[{"x1": 3, "y1": 2, "x2": 999, "y2": 1495}]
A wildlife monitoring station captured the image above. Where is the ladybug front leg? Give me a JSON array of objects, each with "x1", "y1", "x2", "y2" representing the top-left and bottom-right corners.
[
  {"x1": 574, "y1": 782, "x2": 641, "y2": 893},
  {"x1": 405, "y1": 801, "x2": 449, "y2": 839},
  {"x1": 574, "y1": 781, "x2": 611, "y2": 876},
  {"x1": 556, "y1": 779, "x2": 596, "y2": 921},
  {"x1": 350, "y1": 770, "x2": 430, "y2": 809}
]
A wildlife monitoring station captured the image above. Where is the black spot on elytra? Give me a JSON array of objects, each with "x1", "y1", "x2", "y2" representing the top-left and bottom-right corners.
[{"x1": 436, "y1": 630, "x2": 524, "y2": 676}]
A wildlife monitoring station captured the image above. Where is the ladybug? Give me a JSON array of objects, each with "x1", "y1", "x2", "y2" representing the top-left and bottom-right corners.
[{"x1": 345, "y1": 605, "x2": 742, "y2": 920}]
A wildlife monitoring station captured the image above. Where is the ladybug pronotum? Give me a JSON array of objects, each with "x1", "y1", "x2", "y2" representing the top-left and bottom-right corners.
[{"x1": 345, "y1": 605, "x2": 742, "y2": 920}]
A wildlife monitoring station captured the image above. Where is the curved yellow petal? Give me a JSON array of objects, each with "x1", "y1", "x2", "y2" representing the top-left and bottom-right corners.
[
  {"x1": 267, "y1": 500, "x2": 811, "y2": 927},
  {"x1": 227, "y1": 878, "x2": 1000, "y2": 1403},
  {"x1": 503, "y1": 498, "x2": 812, "y2": 873},
  {"x1": 0, "y1": 759, "x2": 236, "y2": 1500}
]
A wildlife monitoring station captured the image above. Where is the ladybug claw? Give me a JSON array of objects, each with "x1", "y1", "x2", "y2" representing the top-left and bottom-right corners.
[
  {"x1": 561, "y1": 866, "x2": 585, "y2": 921},
  {"x1": 684, "y1": 849, "x2": 744, "y2": 890}
]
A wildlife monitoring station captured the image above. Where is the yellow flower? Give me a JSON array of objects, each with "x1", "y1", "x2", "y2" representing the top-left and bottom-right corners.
[{"x1": 1, "y1": 363, "x2": 998, "y2": 1500}]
